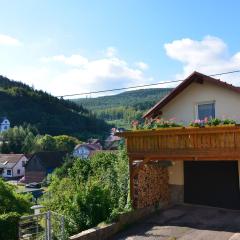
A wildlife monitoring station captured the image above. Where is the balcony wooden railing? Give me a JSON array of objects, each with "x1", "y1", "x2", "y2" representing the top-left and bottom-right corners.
[{"x1": 117, "y1": 125, "x2": 240, "y2": 161}]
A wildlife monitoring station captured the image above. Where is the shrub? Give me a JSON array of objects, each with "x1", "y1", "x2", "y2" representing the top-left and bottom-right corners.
[
  {"x1": 0, "y1": 212, "x2": 20, "y2": 240},
  {"x1": 41, "y1": 149, "x2": 130, "y2": 235},
  {"x1": 0, "y1": 179, "x2": 31, "y2": 214}
]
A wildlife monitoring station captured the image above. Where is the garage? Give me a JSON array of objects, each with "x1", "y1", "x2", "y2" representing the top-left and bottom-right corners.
[{"x1": 184, "y1": 161, "x2": 240, "y2": 210}]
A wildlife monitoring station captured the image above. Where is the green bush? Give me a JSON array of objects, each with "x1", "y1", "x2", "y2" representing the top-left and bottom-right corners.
[
  {"x1": 0, "y1": 212, "x2": 20, "y2": 240},
  {"x1": 0, "y1": 179, "x2": 31, "y2": 214},
  {"x1": 42, "y1": 149, "x2": 131, "y2": 235}
]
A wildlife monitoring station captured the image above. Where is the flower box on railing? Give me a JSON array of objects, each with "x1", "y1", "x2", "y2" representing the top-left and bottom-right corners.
[{"x1": 116, "y1": 125, "x2": 240, "y2": 161}]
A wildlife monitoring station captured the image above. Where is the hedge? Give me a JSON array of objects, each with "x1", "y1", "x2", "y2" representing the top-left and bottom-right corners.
[{"x1": 0, "y1": 212, "x2": 20, "y2": 240}]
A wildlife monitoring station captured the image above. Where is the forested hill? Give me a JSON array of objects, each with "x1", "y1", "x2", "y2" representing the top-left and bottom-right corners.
[
  {"x1": 0, "y1": 75, "x2": 110, "y2": 140},
  {"x1": 73, "y1": 88, "x2": 173, "y2": 128}
]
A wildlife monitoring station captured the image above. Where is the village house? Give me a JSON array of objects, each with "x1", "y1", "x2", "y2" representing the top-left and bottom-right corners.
[
  {"x1": 0, "y1": 117, "x2": 10, "y2": 133},
  {"x1": 104, "y1": 128, "x2": 123, "y2": 150},
  {"x1": 104, "y1": 135, "x2": 121, "y2": 150},
  {"x1": 24, "y1": 151, "x2": 67, "y2": 183},
  {"x1": 118, "y1": 71, "x2": 240, "y2": 210},
  {"x1": 73, "y1": 139, "x2": 102, "y2": 158},
  {"x1": 0, "y1": 154, "x2": 27, "y2": 179}
]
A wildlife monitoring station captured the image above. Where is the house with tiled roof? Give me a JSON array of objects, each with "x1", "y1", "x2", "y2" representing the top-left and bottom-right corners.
[
  {"x1": 0, "y1": 154, "x2": 28, "y2": 178},
  {"x1": 73, "y1": 141, "x2": 102, "y2": 158},
  {"x1": 118, "y1": 71, "x2": 240, "y2": 210},
  {"x1": 144, "y1": 71, "x2": 240, "y2": 122},
  {"x1": 24, "y1": 151, "x2": 67, "y2": 183}
]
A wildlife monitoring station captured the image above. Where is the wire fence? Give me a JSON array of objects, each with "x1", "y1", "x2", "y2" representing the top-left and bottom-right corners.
[{"x1": 19, "y1": 211, "x2": 68, "y2": 240}]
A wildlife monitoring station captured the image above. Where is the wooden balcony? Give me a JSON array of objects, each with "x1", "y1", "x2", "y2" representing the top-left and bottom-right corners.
[{"x1": 117, "y1": 125, "x2": 240, "y2": 161}]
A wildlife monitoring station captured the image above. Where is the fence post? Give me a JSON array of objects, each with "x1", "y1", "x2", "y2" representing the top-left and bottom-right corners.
[
  {"x1": 44, "y1": 212, "x2": 48, "y2": 240},
  {"x1": 18, "y1": 223, "x2": 22, "y2": 240},
  {"x1": 47, "y1": 211, "x2": 52, "y2": 240},
  {"x1": 61, "y1": 215, "x2": 65, "y2": 240}
]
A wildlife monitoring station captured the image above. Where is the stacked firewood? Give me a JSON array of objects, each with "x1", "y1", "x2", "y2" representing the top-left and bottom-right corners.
[{"x1": 133, "y1": 162, "x2": 170, "y2": 208}]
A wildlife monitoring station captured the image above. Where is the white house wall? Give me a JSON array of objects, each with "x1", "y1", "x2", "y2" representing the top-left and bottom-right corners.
[
  {"x1": 2, "y1": 156, "x2": 27, "y2": 178},
  {"x1": 12, "y1": 156, "x2": 27, "y2": 177},
  {"x1": 73, "y1": 146, "x2": 90, "y2": 158},
  {"x1": 168, "y1": 161, "x2": 184, "y2": 185},
  {"x1": 160, "y1": 81, "x2": 240, "y2": 124},
  {"x1": 2, "y1": 169, "x2": 13, "y2": 178}
]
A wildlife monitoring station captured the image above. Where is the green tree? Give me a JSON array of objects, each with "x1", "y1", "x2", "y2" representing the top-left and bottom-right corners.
[
  {"x1": 33, "y1": 134, "x2": 57, "y2": 151},
  {"x1": 0, "y1": 125, "x2": 38, "y2": 153},
  {"x1": 42, "y1": 149, "x2": 130, "y2": 235},
  {"x1": 0, "y1": 180, "x2": 31, "y2": 240},
  {"x1": 0, "y1": 179, "x2": 31, "y2": 214},
  {"x1": 53, "y1": 135, "x2": 80, "y2": 152},
  {"x1": 0, "y1": 125, "x2": 81, "y2": 154},
  {"x1": 0, "y1": 75, "x2": 111, "y2": 139}
]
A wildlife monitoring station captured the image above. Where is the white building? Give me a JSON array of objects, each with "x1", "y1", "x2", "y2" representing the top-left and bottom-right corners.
[
  {"x1": 143, "y1": 71, "x2": 240, "y2": 208},
  {"x1": 73, "y1": 143, "x2": 102, "y2": 158},
  {"x1": 0, "y1": 154, "x2": 27, "y2": 178},
  {"x1": 144, "y1": 71, "x2": 240, "y2": 123},
  {"x1": 0, "y1": 117, "x2": 10, "y2": 132}
]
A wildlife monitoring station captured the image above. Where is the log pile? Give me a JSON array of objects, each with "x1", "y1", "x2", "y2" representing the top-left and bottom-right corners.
[{"x1": 133, "y1": 162, "x2": 169, "y2": 208}]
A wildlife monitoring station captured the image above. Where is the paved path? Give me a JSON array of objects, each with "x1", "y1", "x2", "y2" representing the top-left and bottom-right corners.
[{"x1": 111, "y1": 205, "x2": 240, "y2": 240}]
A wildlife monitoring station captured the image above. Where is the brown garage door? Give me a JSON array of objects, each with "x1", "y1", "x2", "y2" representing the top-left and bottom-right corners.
[{"x1": 184, "y1": 161, "x2": 240, "y2": 210}]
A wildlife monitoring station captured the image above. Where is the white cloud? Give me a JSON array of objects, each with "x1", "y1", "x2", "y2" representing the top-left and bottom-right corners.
[
  {"x1": 135, "y1": 61, "x2": 149, "y2": 70},
  {"x1": 0, "y1": 34, "x2": 22, "y2": 46},
  {"x1": 5, "y1": 47, "x2": 152, "y2": 97},
  {"x1": 164, "y1": 36, "x2": 240, "y2": 85},
  {"x1": 41, "y1": 54, "x2": 88, "y2": 66},
  {"x1": 49, "y1": 55, "x2": 150, "y2": 96},
  {"x1": 105, "y1": 47, "x2": 118, "y2": 57}
]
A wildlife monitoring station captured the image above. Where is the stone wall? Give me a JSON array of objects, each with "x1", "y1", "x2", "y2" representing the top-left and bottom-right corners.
[
  {"x1": 133, "y1": 162, "x2": 170, "y2": 208},
  {"x1": 69, "y1": 204, "x2": 169, "y2": 240}
]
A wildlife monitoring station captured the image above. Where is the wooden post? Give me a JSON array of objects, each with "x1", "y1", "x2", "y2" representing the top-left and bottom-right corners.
[{"x1": 129, "y1": 157, "x2": 134, "y2": 208}]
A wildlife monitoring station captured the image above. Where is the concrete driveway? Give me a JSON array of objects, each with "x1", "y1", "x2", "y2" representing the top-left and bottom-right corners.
[{"x1": 111, "y1": 204, "x2": 240, "y2": 240}]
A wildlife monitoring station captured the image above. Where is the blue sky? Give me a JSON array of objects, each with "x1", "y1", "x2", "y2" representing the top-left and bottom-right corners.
[{"x1": 0, "y1": 0, "x2": 240, "y2": 97}]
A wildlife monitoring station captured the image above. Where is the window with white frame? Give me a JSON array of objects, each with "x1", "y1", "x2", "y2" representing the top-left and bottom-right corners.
[
  {"x1": 6, "y1": 169, "x2": 11, "y2": 176},
  {"x1": 197, "y1": 102, "x2": 215, "y2": 120}
]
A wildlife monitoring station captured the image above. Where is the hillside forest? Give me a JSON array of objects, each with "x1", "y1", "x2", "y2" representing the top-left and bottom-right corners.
[
  {"x1": 73, "y1": 88, "x2": 172, "y2": 128},
  {"x1": 0, "y1": 75, "x2": 110, "y2": 140}
]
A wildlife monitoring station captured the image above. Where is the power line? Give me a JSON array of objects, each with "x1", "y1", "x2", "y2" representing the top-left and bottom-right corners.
[
  {"x1": 209, "y1": 69, "x2": 240, "y2": 77},
  {"x1": 58, "y1": 79, "x2": 183, "y2": 98},
  {"x1": 56, "y1": 69, "x2": 240, "y2": 98}
]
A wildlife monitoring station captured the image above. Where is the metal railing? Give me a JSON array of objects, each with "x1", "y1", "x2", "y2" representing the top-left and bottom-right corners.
[{"x1": 19, "y1": 211, "x2": 67, "y2": 240}]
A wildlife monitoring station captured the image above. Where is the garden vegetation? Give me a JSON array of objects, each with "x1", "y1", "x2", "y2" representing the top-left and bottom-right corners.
[
  {"x1": 0, "y1": 179, "x2": 31, "y2": 240},
  {"x1": 41, "y1": 148, "x2": 130, "y2": 235}
]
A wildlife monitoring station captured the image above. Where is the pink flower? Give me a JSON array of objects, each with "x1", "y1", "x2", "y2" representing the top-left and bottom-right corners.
[
  {"x1": 131, "y1": 120, "x2": 139, "y2": 126},
  {"x1": 169, "y1": 117, "x2": 176, "y2": 122}
]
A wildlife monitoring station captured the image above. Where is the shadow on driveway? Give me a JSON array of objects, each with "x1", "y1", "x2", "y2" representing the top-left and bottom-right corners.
[{"x1": 110, "y1": 204, "x2": 240, "y2": 240}]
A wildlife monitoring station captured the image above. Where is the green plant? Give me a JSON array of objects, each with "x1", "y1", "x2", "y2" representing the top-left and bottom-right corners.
[
  {"x1": 131, "y1": 118, "x2": 182, "y2": 130},
  {"x1": 0, "y1": 212, "x2": 20, "y2": 240},
  {"x1": 190, "y1": 118, "x2": 236, "y2": 127},
  {"x1": 0, "y1": 179, "x2": 31, "y2": 214},
  {"x1": 206, "y1": 118, "x2": 222, "y2": 126},
  {"x1": 41, "y1": 149, "x2": 130, "y2": 235},
  {"x1": 153, "y1": 118, "x2": 182, "y2": 128},
  {"x1": 222, "y1": 119, "x2": 236, "y2": 125}
]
